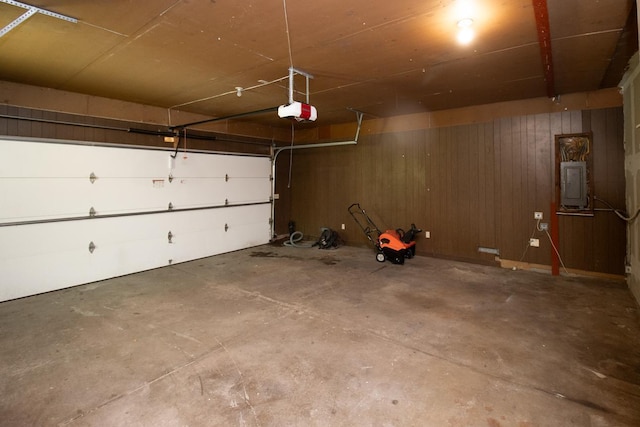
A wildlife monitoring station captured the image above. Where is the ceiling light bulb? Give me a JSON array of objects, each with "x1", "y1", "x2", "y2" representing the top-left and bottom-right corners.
[
  {"x1": 457, "y1": 27, "x2": 475, "y2": 44},
  {"x1": 456, "y1": 18, "x2": 474, "y2": 44}
]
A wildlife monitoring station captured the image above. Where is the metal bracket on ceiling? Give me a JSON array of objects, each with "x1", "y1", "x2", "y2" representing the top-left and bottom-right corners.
[
  {"x1": 287, "y1": 67, "x2": 314, "y2": 105},
  {"x1": 0, "y1": 0, "x2": 77, "y2": 38},
  {"x1": 272, "y1": 109, "x2": 364, "y2": 162}
]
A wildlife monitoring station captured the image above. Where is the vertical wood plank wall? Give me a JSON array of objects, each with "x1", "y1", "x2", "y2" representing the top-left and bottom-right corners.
[
  {"x1": 283, "y1": 107, "x2": 626, "y2": 275},
  {"x1": 2, "y1": 104, "x2": 626, "y2": 275}
]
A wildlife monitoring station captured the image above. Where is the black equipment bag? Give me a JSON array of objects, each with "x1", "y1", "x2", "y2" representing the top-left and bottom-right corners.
[{"x1": 315, "y1": 228, "x2": 340, "y2": 249}]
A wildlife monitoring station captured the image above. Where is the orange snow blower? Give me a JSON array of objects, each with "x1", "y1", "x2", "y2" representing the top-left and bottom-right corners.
[{"x1": 348, "y1": 203, "x2": 421, "y2": 265}]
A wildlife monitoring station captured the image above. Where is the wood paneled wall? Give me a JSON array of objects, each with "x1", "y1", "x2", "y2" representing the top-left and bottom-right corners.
[
  {"x1": 280, "y1": 107, "x2": 626, "y2": 275},
  {"x1": 2, "y1": 103, "x2": 626, "y2": 275}
]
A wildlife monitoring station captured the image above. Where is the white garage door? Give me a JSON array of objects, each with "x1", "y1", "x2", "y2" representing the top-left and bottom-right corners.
[{"x1": 0, "y1": 137, "x2": 272, "y2": 302}]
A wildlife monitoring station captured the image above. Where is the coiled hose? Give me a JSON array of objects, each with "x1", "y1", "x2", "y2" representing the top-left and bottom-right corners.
[
  {"x1": 283, "y1": 227, "x2": 333, "y2": 248},
  {"x1": 283, "y1": 231, "x2": 316, "y2": 248}
]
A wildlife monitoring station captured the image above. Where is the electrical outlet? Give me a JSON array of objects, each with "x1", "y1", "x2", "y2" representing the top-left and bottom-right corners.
[
  {"x1": 534, "y1": 212, "x2": 543, "y2": 220},
  {"x1": 425, "y1": 231, "x2": 431, "y2": 238},
  {"x1": 540, "y1": 223, "x2": 548, "y2": 231},
  {"x1": 529, "y1": 238, "x2": 540, "y2": 247}
]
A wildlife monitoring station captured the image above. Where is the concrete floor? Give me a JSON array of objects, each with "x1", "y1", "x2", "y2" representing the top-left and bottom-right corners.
[{"x1": 1, "y1": 244, "x2": 639, "y2": 427}]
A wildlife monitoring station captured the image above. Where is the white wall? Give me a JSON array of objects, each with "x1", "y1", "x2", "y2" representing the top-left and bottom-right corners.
[
  {"x1": 0, "y1": 137, "x2": 272, "y2": 302},
  {"x1": 620, "y1": 51, "x2": 640, "y2": 306}
]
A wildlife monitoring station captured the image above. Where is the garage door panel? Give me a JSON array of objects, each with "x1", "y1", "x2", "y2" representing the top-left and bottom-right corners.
[
  {"x1": 165, "y1": 205, "x2": 271, "y2": 263},
  {"x1": 163, "y1": 178, "x2": 234, "y2": 208},
  {"x1": 0, "y1": 216, "x2": 170, "y2": 301},
  {"x1": 0, "y1": 178, "x2": 93, "y2": 221},
  {"x1": 1, "y1": 141, "x2": 272, "y2": 221},
  {"x1": 223, "y1": 204, "x2": 272, "y2": 251},
  {"x1": 0, "y1": 140, "x2": 169, "y2": 178},
  {"x1": 0, "y1": 137, "x2": 273, "y2": 302}
]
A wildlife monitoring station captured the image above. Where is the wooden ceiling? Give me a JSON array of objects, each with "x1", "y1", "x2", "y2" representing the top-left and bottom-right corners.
[{"x1": 0, "y1": 0, "x2": 637, "y2": 128}]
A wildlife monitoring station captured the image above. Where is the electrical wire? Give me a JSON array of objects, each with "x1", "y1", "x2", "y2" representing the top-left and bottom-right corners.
[
  {"x1": 169, "y1": 75, "x2": 290, "y2": 110},
  {"x1": 282, "y1": 0, "x2": 294, "y2": 68},
  {"x1": 287, "y1": 122, "x2": 294, "y2": 188},
  {"x1": 544, "y1": 228, "x2": 569, "y2": 274},
  {"x1": 168, "y1": 0, "x2": 301, "y2": 114},
  {"x1": 283, "y1": 0, "x2": 298, "y2": 190},
  {"x1": 518, "y1": 222, "x2": 538, "y2": 262},
  {"x1": 519, "y1": 218, "x2": 569, "y2": 275},
  {"x1": 594, "y1": 195, "x2": 640, "y2": 222}
]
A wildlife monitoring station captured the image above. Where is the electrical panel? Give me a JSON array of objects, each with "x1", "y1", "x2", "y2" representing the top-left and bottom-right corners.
[{"x1": 560, "y1": 161, "x2": 588, "y2": 208}]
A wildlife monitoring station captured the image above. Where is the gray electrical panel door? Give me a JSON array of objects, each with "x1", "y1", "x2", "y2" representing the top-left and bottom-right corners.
[{"x1": 560, "y1": 161, "x2": 587, "y2": 208}]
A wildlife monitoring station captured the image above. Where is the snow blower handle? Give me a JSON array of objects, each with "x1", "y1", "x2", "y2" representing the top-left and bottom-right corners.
[
  {"x1": 348, "y1": 203, "x2": 362, "y2": 212},
  {"x1": 348, "y1": 202, "x2": 382, "y2": 245}
]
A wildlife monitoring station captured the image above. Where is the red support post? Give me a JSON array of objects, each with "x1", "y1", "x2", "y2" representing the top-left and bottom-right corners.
[{"x1": 532, "y1": 0, "x2": 555, "y2": 98}]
